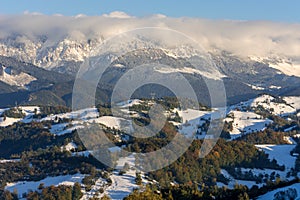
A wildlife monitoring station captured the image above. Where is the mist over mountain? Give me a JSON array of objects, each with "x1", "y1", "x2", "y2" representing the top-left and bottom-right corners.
[
  {"x1": 0, "y1": 13, "x2": 299, "y2": 108},
  {"x1": 0, "y1": 13, "x2": 299, "y2": 71}
]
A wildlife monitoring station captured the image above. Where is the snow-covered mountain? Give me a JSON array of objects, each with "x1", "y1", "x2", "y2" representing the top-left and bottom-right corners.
[
  {"x1": 0, "y1": 35, "x2": 100, "y2": 74},
  {"x1": 0, "y1": 14, "x2": 300, "y2": 109},
  {"x1": 1, "y1": 33, "x2": 300, "y2": 79},
  {"x1": 0, "y1": 65, "x2": 36, "y2": 88},
  {"x1": 0, "y1": 14, "x2": 299, "y2": 79},
  {"x1": 249, "y1": 56, "x2": 300, "y2": 77}
]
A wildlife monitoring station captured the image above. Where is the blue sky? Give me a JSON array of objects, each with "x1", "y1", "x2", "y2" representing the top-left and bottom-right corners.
[{"x1": 1, "y1": 0, "x2": 300, "y2": 22}]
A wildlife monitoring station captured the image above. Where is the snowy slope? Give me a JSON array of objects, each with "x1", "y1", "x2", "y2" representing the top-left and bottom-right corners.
[
  {"x1": 154, "y1": 66, "x2": 226, "y2": 80},
  {"x1": 284, "y1": 96, "x2": 300, "y2": 110},
  {"x1": 5, "y1": 174, "x2": 85, "y2": 198},
  {"x1": 226, "y1": 111, "x2": 272, "y2": 139},
  {"x1": 217, "y1": 169, "x2": 264, "y2": 189},
  {"x1": 117, "y1": 99, "x2": 142, "y2": 108},
  {"x1": 90, "y1": 116, "x2": 128, "y2": 130},
  {"x1": 105, "y1": 154, "x2": 147, "y2": 200},
  {"x1": 0, "y1": 117, "x2": 22, "y2": 127},
  {"x1": 105, "y1": 171, "x2": 138, "y2": 200},
  {"x1": 240, "y1": 168, "x2": 294, "y2": 181},
  {"x1": 249, "y1": 56, "x2": 300, "y2": 78},
  {"x1": 42, "y1": 108, "x2": 99, "y2": 121},
  {"x1": 269, "y1": 61, "x2": 300, "y2": 77},
  {"x1": 174, "y1": 108, "x2": 210, "y2": 138},
  {"x1": 255, "y1": 145, "x2": 297, "y2": 170},
  {"x1": 232, "y1": 94, "x2": 297, "y2": 116},
  {"x1": 257, "y1": 183, "x2": 300, "y2": 200},
  {"x1": 0, "y1": 106, "x2": 40, "y2": 127},
  {"x1": 0, "y1": 66, "x2": 36, "y2": 88}
]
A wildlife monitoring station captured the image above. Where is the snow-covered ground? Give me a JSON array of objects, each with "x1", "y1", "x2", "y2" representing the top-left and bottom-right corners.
[
  {"x1": 117, "y1": 99, "x2": 142, "y2": 108},
  {"x1": 0, "y1": 159, "x2": 20, "y2": 163},
  {"x1": 217, "y1": 169, "x2": 264, "y2": 189},
  {"x1": 105, "y1": 170, "x2": 138, "y2": 200},
  {"x1": 245, "y1": 83, "x2": 265, "y2": 91},
  {"x1": 257, "y1": 183, "x2": 300, "y2": 200},
  {"x1": 0, "y1": 117, "x2": 22, "y2": 127},
  {"x1": 232, "y1": 94, "x2": 297, "y2": 116},
  {"x1": 284, "y1": 96, "x2": 300, "y2": 110},
  {"x1": 20, "y1": 106, "x2": 40, "y2": 115},
  {"x1": 80, "y1": 177, "x2": 107, "y2": 200},
  {"x1": 239, "y1": 168, "x2": 293, "y2": 181},
  {"x1": 5, "y1": 174, "x2": 85, "y2": 198},
  {"x1": 62, "y1": 142, "x2": 78, "y2": 151},
  {"x1": 154, "y1": 66, "x2": 226, "y2": 80},
  {"x1": 269, "y1": 60, "x2": 300, "y2": 77},
  {"x1": 49, "y1": 123, "x2": 69, "y2": 134},
  {"x1": 249, "y1": 56, "x2": 300, "y2": 78},
  {"x1": 174, "y1": 108, "x2": 211, "y2": 138},
  {"x1": 42, "y1": 108, "x2": 99, "y2": 122},
  {"x1": 218, "y1": 144, "x2": 298, "y2": 189},
  {"x1": 105, "y1": 154, "x2": 149, "y2": 200},
  {"x1": 255, "y1": 144, "x2": 297, "y2": 171},
  {"x1": 269, "y1": 85, "x2": 282, "y2": 90},
  {"x1": 0, "y1": 106, "x2": 40, "y2": 127},
  {"x1": 82, "y1": 153, "x2": 144, "y2": 200},
  {"x1": 226, "y1": 111, "x2": 272, "y2": 139},
  {"x1": 90, "y1": 116, "x2": 129, "y2": 130},
  {"x1": 0, "y1": 66, "x2": 36, "y2": 88}
]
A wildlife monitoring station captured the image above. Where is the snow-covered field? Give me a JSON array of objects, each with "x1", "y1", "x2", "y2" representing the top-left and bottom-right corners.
[
  {"x1": 255, "y1": 144, "x2": 297, "y2": 170},
  {"x1": 284, "y1": 96, "x2": 300, "y2": 110},
  {"x1": 90, "y1": 116, "x2": 129, "y2": 130},
  {"x1": 105, "y1": 170, "x2": 138, "y2": 200},
  {"x1": 226, "y1": 111, "x2": 272, "y2": 139},
  {"x1": 42, "y1": 108, "x2": 99, "y2": 122},
  {"x1": 0, "y1": 117, "x2": 22, "y2": 127},
  {"x1": 174, "y1": 108, "x2": 211, "y2": 138},
  {"x1": 82, "y1": 153, "x2": 144, "y2": 200},
  {"x1": 232, "y1": 94, "x2": 297, "y2": 116},
  {"x1": 218, "y1": 144, "x2": 298, "y2": 190},
  {"x1": 5, "y1": 174, "x2": 85, "y2": 198},
  {"x1": 240, "y1": 168, "x2": 293, "y2": 181},
  {"x1": 217, "y1": 169, "x2": 264, "y2": 189},
  {"x1": 0, "y1": 106, "x2": 40, "y2": 127},
  {"x1": 257, "y1": 183, "x2": 300, "y2": 200}
]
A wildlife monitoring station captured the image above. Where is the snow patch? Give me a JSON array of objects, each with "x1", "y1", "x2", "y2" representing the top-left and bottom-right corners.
[
  {"x1": 226, "y1": 111, "x2": 272, "y2": 139},
  {"x1": 62, "y1": 142, "x2": 78, "y2": 151},
  {"x1": 255, "y1": 144, "x2": 297, "y2": 170},
  {"x1": 0, "y1": 66, "x2": 36, "y2": 88},
  {"x1": 218, "y1": 169, "x2": 264, "y2": 189},
  {"x1": 5, "y1": 174, "x2": 85, "y2": 198},
  {"x1": 257, "y1": 183, "x2": 300, "y2": 200}
]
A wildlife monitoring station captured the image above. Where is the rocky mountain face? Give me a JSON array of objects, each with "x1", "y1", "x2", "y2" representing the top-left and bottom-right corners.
[{"x1": 0, "y1": 34, "x2": 101, "y2": 74}]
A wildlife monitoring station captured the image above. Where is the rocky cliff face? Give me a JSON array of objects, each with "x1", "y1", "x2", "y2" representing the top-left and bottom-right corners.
[{"x1": 0, "y1": 35, "x2": 101, "y2": 72}]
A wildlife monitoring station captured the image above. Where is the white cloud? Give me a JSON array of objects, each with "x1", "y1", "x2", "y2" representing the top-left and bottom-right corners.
[
  {"x1": 23, "y1": 10, "x2": 44, "y2": 16},
  {"x1": 0, "y1": 14, "x2": 299, "y2": 59},
  {"x1": 102, "y1": 11, "x2": 133, "y2": 19}
]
